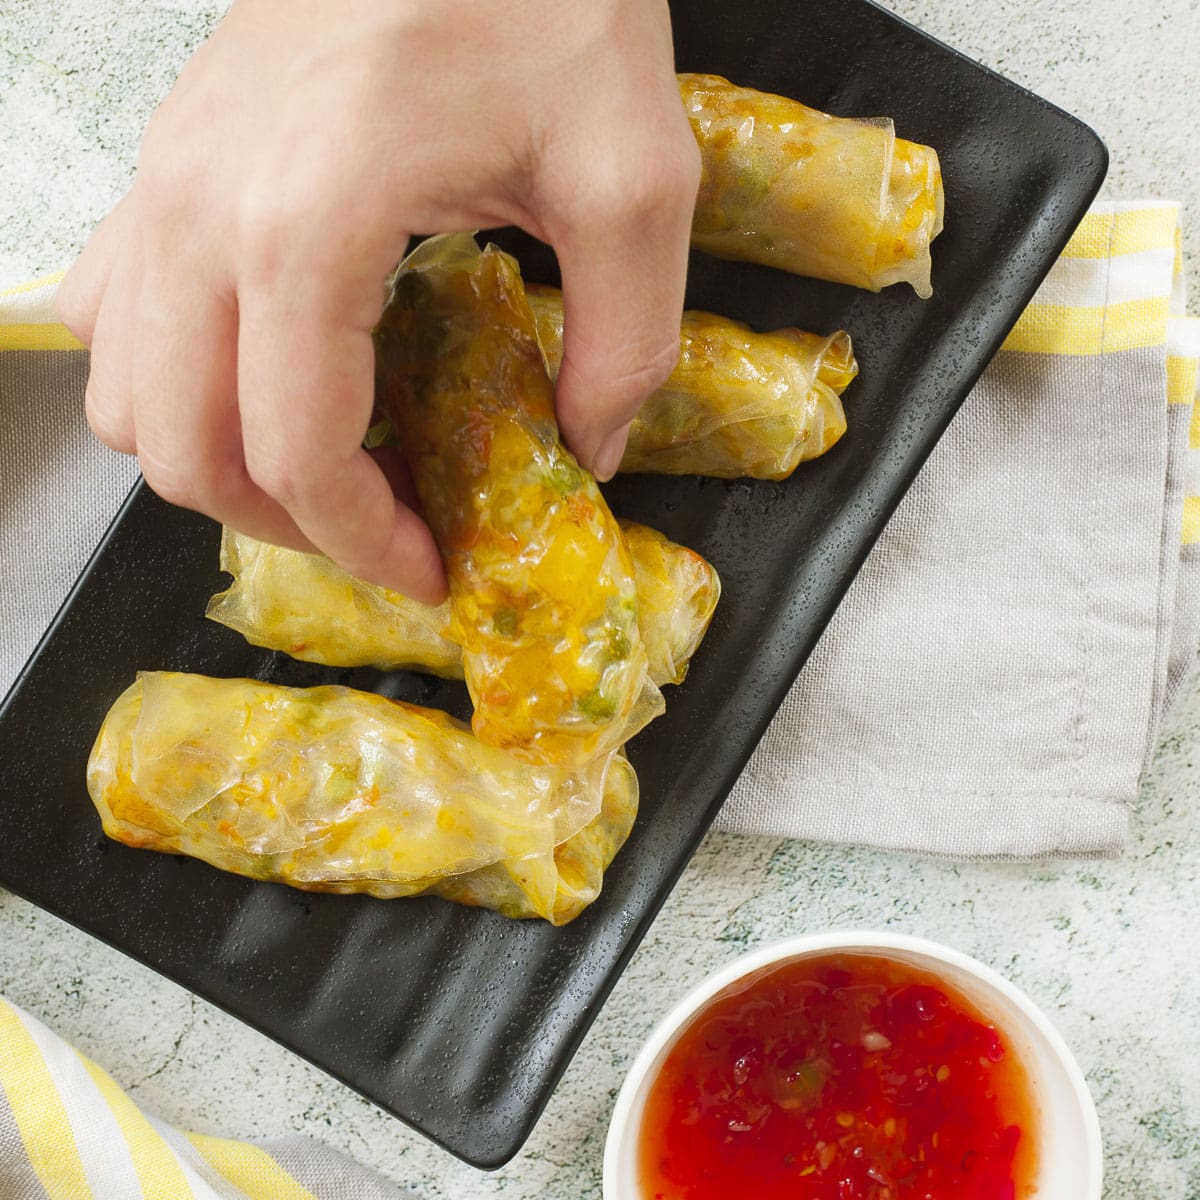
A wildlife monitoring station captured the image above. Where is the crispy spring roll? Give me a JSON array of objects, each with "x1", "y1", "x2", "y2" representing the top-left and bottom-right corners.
[
  {"x1": 207, "y1": 521, "x2": 720, "y2": 686},
  {"x1": 375, "y1": 234, "x2": 661, "y2": 766},
  {"x1": 680, "y1": 73, "x2": 944, "y2": 297},
  {"x1": 526, "y1": 285, "x2": 857, "y2": 480},
  {"x1": 88, "y1": 673, "x2": 637, "y2": 923}
]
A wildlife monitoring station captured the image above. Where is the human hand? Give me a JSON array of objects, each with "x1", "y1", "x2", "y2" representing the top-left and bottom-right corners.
[{"x1": 57, "y1": 0, "x2": 699, "y2": 603}]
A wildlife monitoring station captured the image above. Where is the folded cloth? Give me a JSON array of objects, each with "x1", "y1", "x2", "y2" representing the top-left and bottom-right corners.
[
  {"x1": 0, "y1": 996, "x2": 414, "y2": 1200},
  {"x1": 716, "y1": 201, "x2": 1200, "y2": 857}
]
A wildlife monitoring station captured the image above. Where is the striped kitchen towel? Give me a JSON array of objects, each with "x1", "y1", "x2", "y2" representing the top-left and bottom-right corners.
[
  {"x1": 720, "y1": 200, "x2": 1200, "y2": 856},
  {"x1": 0, "y1": 272, "x2": 82, "y2": 351},
  {"x1": 0, "y1": 996, "x2": 413, "y2": 1199}
]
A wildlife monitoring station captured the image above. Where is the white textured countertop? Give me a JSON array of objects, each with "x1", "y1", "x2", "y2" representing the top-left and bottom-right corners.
[{"x1": 2, "y1": 1, "x2": 1199, "y2": 1196}]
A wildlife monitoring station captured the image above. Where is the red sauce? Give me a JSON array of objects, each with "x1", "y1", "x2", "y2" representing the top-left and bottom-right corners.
[{"x1": 638, "y1": 952, "x2": 1038, "y2": 1200}]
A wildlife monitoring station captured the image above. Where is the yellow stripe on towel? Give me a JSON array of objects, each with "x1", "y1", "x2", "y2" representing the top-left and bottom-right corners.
[
  {"x1": 1188, "y1": 399, "x2": 1200, "y2": 451},
  {"x1": 1169, "y1": 354, "x2": 1198, "y2": 408},
  {"x1": 1003, "y1": 296, "x2": 1171, "y2": 356},
  {"x1": 1061, "y1": 204, "x2": 1180, "y2": 260},
  {"x1": 0, "y1": 1000, "x2": 94, "y2": 1199},
  {"x1": 81, "y1": 1057, "x2": 197, "y2": 1199},
  {"x1": 186, "y1": 1132, "x2": 322, "y2": 1200},
  {"x1": 1182, "y1": 497, "x2": 1200, "y2": 546},
  {"x1": 0, "y1": 322, "x2": 86, "y2": 351}
]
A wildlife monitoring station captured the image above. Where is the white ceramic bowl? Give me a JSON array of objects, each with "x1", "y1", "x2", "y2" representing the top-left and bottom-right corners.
[{"x1": 605, "y1": 930, "x2": 1102, "y2": 1199}]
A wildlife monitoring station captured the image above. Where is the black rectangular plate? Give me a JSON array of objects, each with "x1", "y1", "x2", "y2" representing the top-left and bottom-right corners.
[{"x1": 0, "y1": 0, "x2": 1106, "y2": 1170}]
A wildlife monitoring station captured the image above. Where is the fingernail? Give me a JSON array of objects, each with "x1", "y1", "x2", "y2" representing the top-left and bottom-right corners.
[{"x1": 592, "y1": 421, "x2": 632, "y2": 482}]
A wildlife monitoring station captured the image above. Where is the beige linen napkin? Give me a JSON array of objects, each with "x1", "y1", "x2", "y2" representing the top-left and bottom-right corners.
[{"x1": 716, "y1": 200, "x2": 1200, "y2": 857}]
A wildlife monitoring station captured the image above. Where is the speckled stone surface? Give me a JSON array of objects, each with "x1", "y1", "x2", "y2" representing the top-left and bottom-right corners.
[{"x1": 2, "y1": 1, "x2": 1199, "y2": 1196}]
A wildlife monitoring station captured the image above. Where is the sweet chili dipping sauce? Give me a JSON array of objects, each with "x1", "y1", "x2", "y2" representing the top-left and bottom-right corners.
[{"x1": 638, "y1": 952, "x2": 1038, "y2": 1200}]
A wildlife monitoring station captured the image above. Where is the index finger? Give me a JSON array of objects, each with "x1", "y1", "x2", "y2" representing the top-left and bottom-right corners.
[{"x1": 236, "y1": 286, "x2": 448, "y2": 606}]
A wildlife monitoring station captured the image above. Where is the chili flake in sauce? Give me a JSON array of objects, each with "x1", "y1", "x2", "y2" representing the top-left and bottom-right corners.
[{"x1": 638, "y1": 952, "x2": 1038, "y2": 1199}]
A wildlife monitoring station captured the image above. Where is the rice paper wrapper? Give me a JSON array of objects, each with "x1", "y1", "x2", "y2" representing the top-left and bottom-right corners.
[
  {"x1": 618, "y1": 522, "x2": 721, "y2": 685},
  {"x1": 206, "y1": 527, "x2": 462, "y2": 677},
  {"x1": 432, "y1": 749, "x2": 639, "y2": 925},
  {"x1": 527, "y1": 284, "x2": 856, "y2": 480},
  {"x1": 207, "y1": 522, "x2": 720, "y2": 688},
  {"x1": 680, "y1": 73, "x2": 944, "y2": 296},
  {"x1": 376, "y1": 233, "x2": 662, "y2": 767},
  {"x1": 88, "y1": 673, "x2": 626, "y2": 902}
]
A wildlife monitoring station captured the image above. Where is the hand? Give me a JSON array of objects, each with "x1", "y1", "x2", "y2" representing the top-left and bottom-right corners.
[{"x1": 57, "y1": 0, "x2": 699, "y2": 603}]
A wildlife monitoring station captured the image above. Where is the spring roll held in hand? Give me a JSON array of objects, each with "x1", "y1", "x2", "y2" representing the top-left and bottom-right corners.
[
  {"x1": 207, "y1": 520, "x2": 720, "y2": 687},
  {"x1": 375, "y1": 234, "x2": 660, "y2": 766},
  {"x1": 679, "y1": 73, "x2": 944, "y2": 296},
  {"x1": 526, "y1": 286, "x2": 857, "y2": 480},
  {"x1": 88, "y1": 673, "x2": 636, "y2": 923}
]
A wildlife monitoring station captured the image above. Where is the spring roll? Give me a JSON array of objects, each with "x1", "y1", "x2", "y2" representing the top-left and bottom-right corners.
[
  {"x1": 375, "y1": 233, "x2": 661, "y2": 767},
  {"x1": 88, "y1": 672, "x2": 637, "y2": 923},
  {"x1": 206, "y1": 520, "x2": 719, "y2": 687},
  {"x1": 435, "y1": 752, "x2": 638, "y2": 925},
  {"x1": 618, "y1": 522, "x2": 720, "y2": 685},
  {"x1": 207, "y1": 526, "x2": 464, "y2": 678},
  {"x1": 526, "y1": 285, "x2": 857, "y2": 479},
  {"x1": 680, "y1": 73, "x2": 944, "y2": 297}
]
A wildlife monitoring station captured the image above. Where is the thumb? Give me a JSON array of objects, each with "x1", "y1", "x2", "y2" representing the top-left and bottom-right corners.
[{"x1": 549, "y1": 145, "x2": 698, "y2": 481}]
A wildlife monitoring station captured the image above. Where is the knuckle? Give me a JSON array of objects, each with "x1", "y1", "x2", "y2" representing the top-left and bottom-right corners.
[
  {"x1": 542, "y1": 119, "x2": 699, "y2": 237},
  {"x1": 570, "y1": 335, "x2": 680, "y2": 418},
  {"x1": 237, "y1": 200, "x2": 293, "y2": 287},
  {"x1": 139, "y1": 453, "x2": 206, "y2": 511},
  {"x1": 83, "y1": 390, "x2": 134, "y2": 454},
  {"x1": 665, "y1": 127, "x2": 702, "y2": 195},
  {"x1": 137, "y1": 106, "x2": 173, "y2": 164},
  {"x1": 649, "y1": 116, "x2": 702, "y2": 183},
  {"x1": 243, "y1": 446, "x2": 311, "y2": 510},
  {"x1": 610, "y1": 338, "x2": 681, "y2": 404},
  {"x1": 141, "y1": 441, "x2": 250, "y2": 515},
  {"x1": 636, "y1": 336, "x2": 685, "y2": 390},
  {"x1": 613, "y1": 127, "x2": 702, "y2": 221},
  {"x1": 547, "y1": 144, "x2": 636, "y2": 226},
  {"x1": 135, "y1": 146, "x2": 202, "y2": 228},
  {"x1": 236, "y1": 182, "x2": 321, "y2": 289}
]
